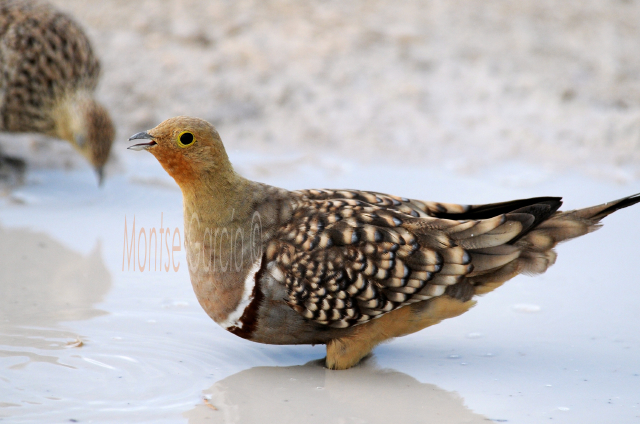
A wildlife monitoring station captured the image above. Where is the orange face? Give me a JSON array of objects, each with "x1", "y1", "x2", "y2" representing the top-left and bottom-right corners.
[{"x1": 128, "y1": 116, "x2": 228, "y2": 187}]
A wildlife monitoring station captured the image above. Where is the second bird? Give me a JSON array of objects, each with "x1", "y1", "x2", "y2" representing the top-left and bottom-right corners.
[{"x1": 0, "y1": 0, "x2": 114, "y2": 184}]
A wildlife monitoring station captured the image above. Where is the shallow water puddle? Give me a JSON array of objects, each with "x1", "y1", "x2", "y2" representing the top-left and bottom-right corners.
[{"x1": 0, "y1": 158, "x2": 639, "y2": 423}]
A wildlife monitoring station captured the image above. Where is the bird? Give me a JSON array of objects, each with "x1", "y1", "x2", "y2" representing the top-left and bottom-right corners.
[
  {"x1": 129, "y1": 116, "x2": 640, "y2": 370},
  {"x1": 0, "y1": 0, "x2": 114, "y2": 184}
]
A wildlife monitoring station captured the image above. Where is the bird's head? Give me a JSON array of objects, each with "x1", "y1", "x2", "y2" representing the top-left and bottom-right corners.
[
  {"x1": 54, "y1": 95, "x2": 115, "y2": 185},
  {"x1": 127, "y1": 116, "x2": 233, "y2": 190},
  {"x1": 79, "y1": 100, "x2": 115, "y2": 185}
]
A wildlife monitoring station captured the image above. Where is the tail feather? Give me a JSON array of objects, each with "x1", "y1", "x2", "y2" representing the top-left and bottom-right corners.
[
  {"x1": 529, "y1": 192, "x2": 640, "y2": 246},
  {"x1": 466, "y1": 193, "x2": 640, "y2": 294},
  {"x1": 432, "y1": 196, "x2": 562, "y2": 221},
  {"x1": 569, "y1": 193, "x2": 640, "y2": 221}
]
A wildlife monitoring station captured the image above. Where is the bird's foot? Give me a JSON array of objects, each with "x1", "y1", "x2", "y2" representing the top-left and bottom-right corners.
[{"x1": 326, "y1": 336, "x2": 375, "y2": 370}]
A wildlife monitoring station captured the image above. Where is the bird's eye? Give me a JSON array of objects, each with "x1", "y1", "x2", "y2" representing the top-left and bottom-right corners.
[{"x1": 177, "y1": 131, "x2": 195, "y2": 148}]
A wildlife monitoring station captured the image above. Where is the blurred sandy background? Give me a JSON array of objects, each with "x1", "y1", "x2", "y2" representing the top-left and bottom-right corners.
[{"x1": 7, "y1": 0, "x2": 640, "y2": 182}]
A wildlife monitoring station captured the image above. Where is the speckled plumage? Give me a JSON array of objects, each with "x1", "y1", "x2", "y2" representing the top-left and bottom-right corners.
[
  {"x1": 0, "y1": 0, "x2": 114, "y2": 181},
  {"x1": 129, "y1": 116, "x2": 640, "y2": 370},
  {"x1": 269, "y1": 190, "x2": 550, "y2": 328}
]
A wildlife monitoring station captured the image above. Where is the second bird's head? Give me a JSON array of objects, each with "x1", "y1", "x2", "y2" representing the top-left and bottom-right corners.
[
  {"x1": 54, "y1": 94, "x2": 115, "y2": 185},
  {"x1": 127, "y1": 116, "x2": 232, "y2": 188}
]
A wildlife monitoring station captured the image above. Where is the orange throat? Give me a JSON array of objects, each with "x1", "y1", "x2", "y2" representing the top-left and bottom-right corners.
[{"x1": 151, "y1": 148, "x2": 198, "y2": 188}]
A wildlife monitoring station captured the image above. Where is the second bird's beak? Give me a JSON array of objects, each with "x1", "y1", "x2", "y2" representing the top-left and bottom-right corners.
[
  {"x1": 96, "y1": 166, "x2": 105, "y2": 186},
  {"x1": 127, "y1": 132, "x2": 157, "y2": 151}
]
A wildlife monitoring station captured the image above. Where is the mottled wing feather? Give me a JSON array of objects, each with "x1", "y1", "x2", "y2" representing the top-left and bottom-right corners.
[
  {"x1": 293, "y1": 188, "x2": 470, "y2": 219},
  {"x1": 268, "y1": 194, "x2": 530, "y2": 328},
  {"x1": 294, "y1": 189, "x2": 562, "y2": 221}
]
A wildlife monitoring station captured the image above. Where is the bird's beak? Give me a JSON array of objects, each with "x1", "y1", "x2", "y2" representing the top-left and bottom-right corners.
[
  {"x1": 127, "y1": 132, "x2": 157, "y2": 150},
  {"x1": 96, "y1": 166, "x2": 105, "y2": 187}
]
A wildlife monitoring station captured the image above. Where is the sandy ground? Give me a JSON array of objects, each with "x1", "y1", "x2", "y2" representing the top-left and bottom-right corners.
[{"x1": 1, "y1": 1, "x2": 640, "y2": 423}]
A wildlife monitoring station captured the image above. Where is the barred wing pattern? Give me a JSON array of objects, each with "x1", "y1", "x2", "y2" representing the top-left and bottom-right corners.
[{"x1": 266, "y1": 189, "x2": 554, "y2": 329}]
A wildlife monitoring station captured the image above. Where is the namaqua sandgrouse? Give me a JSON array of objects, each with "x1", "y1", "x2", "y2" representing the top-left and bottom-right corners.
[
  {"x1": 0, "y1": 0, "x2": 114, "y2": 183},
  {"x1": 129, "y1": 116, "x2": 640, "y2": 370}
]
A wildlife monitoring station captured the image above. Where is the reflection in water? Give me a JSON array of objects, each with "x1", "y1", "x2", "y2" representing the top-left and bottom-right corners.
[
  {"x1": 0, "y1": 225, "x2": 111, "y2": 366},
  {"x1": 184, "y1": 358, "x2": 488, "y2": 424}
]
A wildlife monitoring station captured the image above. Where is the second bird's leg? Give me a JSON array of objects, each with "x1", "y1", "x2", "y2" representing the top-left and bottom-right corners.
[{"x1": 0, "y1": 151, "x2": 26, "y2": 186}]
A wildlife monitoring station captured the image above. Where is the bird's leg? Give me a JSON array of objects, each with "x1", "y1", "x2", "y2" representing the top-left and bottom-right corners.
[
  {"x1": 326, "y1": 333, "x2": 378, "y2": 370},
  {"x1": 326, "y1": 296, "x2": 476, "y2": 370}
]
